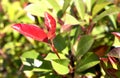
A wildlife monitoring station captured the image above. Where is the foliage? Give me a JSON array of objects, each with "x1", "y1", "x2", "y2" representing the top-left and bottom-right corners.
[{"x1": 1, "y1": 0, "x2": 120, "y2": 78}]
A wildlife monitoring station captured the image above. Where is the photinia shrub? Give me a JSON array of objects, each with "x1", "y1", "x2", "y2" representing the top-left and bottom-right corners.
[{"x1": 1, "y1": 0, "x2": 120, "y2": 78}]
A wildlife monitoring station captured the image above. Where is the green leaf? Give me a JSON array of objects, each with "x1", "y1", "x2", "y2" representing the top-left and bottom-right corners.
[
  {"x1": 93, "y1": 6, "x2": 120, "y2": 22},
  {"x1": 32, "y1": 60, "x2": 52, "y2": 72},
  {"x1": 21, "y1": 50, "x2": 52, "y2": 72},
  {"x1": 85, "y1": 0, "x2": 96, "y2": 12},
  {"x1": 25, "y1": 2, "x2": 48, "y2": 17},
  {"x1": 64, "y1": 14, "x2": 79, "y2": 25},
  {"x1": 75, "y1": 0, "x2": 85, "y2": 20},
  {"x1": 21, "y1": 50, "x2": 41, "y2": 67},
  {"x1": 44, "y1": 53, "x2": 69, "y2": 75},
  {"x1": 53, "y1": 34, "x2": 66, "y2": 52},
  {"x1": 62, "y1": 0, "x2": 71, "y2": 14},
  {"x1": 21, "y1": 50, "x2": 39, "y2": 59},
  {"x1": 92, "y1": 2, "x2": 111, "y2": 17},
  {"x1": 76, "y1": 35, "x2": 94, "y2": 58},
  {"x1": 105, "y1": 6, "x2": 117, "y2": 29},
  {"x1": 45, "y1": 53, "x2": 67, "y2": 60},
  {"x1": 51, "y1": 59, "x2": 69, "y2": 75},
  {"x1": 47, "y1": 0, "x2": 61, "y2": 12},
  {"x1": 76, "y1": 52, "x2": 100, "y2": 72}
]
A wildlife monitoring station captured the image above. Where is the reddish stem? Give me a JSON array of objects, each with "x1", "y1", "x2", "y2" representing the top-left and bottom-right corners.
[{"x1": 50, "y1": 40, "x2": 60, "y2": 59}]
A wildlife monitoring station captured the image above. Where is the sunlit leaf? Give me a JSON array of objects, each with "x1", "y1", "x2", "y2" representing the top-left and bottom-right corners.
[
  {"x1": 12, "y1": 23, "x2": 48, "y2": 42},
  {"x1": 45, "y1": 53, "x2": 67, "y2": 60},
  {"x1": 75, "y1": 0, "x2": 85, "y2": 20},
  {"x1": 51, "y1": 59, "x2": 69, "y2": 75},
  {"x1": 21, "y1": 50, "x2": 39, "y2": 59},
  {"x1": 92, "y1": 2, "x2": 111, "y2": 17},
  {"x1": 47, "y1": 0, "x2": 61, "y2": 12},
  {"x1": 25, "y1": 2, "x2": 48, "y2": 17},
  {"x1": 62, "y1": 0, "x2": 71, "y2": 14},
  {"x1": 45, "y1": 53, "x2": 69, "y2": 75},
  {"x1": 93, "y1": 6, "x2": 120, "y2": 22},
  {"x1": 21, "y1": 50, "x2": 40, "y2": 66},
  {"x1": 44, "y1": 12, "x2": 56, "y2": 39},
  {"x1": 63, "y1": 14, "x2": 79, "y2": 25},
  {"x1": 84, "y1": 0, "x2": 96, "y2": 12}
]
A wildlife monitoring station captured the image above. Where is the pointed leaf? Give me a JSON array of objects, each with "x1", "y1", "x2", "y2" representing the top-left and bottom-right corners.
[
  {"x1": 62, "y1": 0, "x2": 71, "y2": 14},
  {"x1": 76, "y1": 35, "x2": 94, "y2": 58},
  {"x1": 76, "y1": 52, "x2": 100, "y2": 72},
  {"x1": 85, "y1": 0, "x2": 96, "y2": 12},
  {"x1": 75, "y1": 0, "x2": 85, "y2": 20},
  {"x1": 92, "y1": 2, "x2": 111, "y2": 17},
  {"x1": 44, "y1": 12, "x2": 56, "y2": 39},
  {"x1": 12, "y1": 23, "x2": 48, "y2": 42},
  {"x1": 93, "y1": 6, "x2": 120, "y2": 22},
  {"x1": 64, "y1": 14, "x2": 79, "y2": 25}
]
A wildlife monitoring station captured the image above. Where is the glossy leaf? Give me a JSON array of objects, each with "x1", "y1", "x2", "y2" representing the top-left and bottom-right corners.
[
  {"x1": 92, "y1": 2, "x2": 111, "y2": 17},
  {"x1": 51, "y1": 59, "x2": 69, "y2": 75},
  {"x1": 76, "y1": 35, "x2": 94, "y2": 58},
  {"x1": 44, "y1": 12, "x2": 56, "y2": 39},
  {"x1": 75, "y1": 0, "x2": 85, "y2": 20},
  {"x1": 93, "y1": 6, "x2": 120, "y2": 22},
  {"x1": 45, "y1": 53, "x2": 69, "y2": 75},
  {"x1": 63, "y1": 14, "x2": 79, "y2": 25},
  {"x1": 21, "y1": 50, "x2": 39, "y2": 59},
  {"x1": 21, "y1": 50, "x2": 52, "y2": 72},
  {"x1": 32, "y1": 60, "x2": 52, "y2": 72},
  {"x1": 12, "y1": 23, "x2": 48, "y2": 42},
  {"x1": 76, "y1": 52, "x2": 100, "y2": 72},
  {"x1": 53, "y1": 34, "x2": 66, "y2": 52}
]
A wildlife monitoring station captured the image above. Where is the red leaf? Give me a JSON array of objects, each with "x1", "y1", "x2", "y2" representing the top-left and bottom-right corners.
[
  {"x1": 44, "y1": 12, "x2": 56, "y2": 39},
  {"x1": 112, "y1": 32, "x2": 120, "y2": 39},
  {"x1": 12, "y1": 23, "x2": 48, "y2": 42}
]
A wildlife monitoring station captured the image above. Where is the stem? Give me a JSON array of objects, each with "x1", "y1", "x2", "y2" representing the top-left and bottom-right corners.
[
  {"x1": 86, "y1": 19, "x2": 95, "y2": 34},
  {"x1": 50, "y1": 40, "x2": 60, "y2": 59}
]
